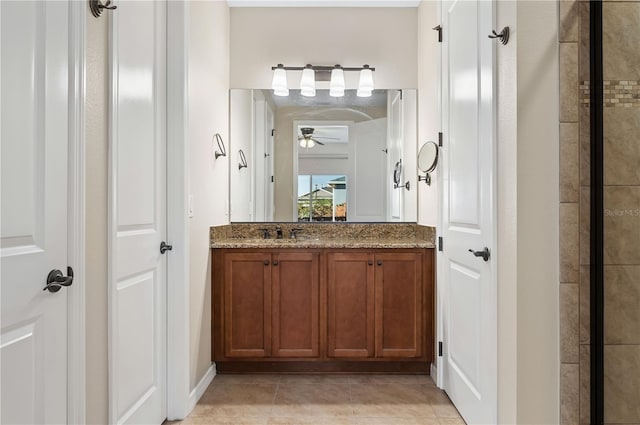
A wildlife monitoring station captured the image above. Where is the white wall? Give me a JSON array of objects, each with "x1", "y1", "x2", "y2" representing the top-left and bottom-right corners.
[
  {"x1": 495, "y1": 1, "x2": 560, "y2": 423},
  {"x1": 402, "y1": 89, "x2": 418, "y2": 222},
  {"x1": 229, "y1": 89, "x2": 254, "y2": 221},
  {"x1": 229, "y1": 7, "x2": 418, "y2": 89},
  {"x1": 417, "y1": 0, "x2": 439, "y2": 226},
  {"x1": 187, "y1": 0, "x2": 230, "y2": 391}
]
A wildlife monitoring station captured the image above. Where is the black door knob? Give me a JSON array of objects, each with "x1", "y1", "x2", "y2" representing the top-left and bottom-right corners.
[
  {"x1": 469, "y1": 247, "x2": 490, "y2": 262},
  {"x1": 43, "y1": 267, "x2": 74, "y2": 293},
  {"x1": 160, "y1": 241, "x2": 173, "y2": 254}
]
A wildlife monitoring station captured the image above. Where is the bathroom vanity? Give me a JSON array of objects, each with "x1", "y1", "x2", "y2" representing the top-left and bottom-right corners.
[{"x1": 211, "y1": 223, "x2": 435, "y2": 373}]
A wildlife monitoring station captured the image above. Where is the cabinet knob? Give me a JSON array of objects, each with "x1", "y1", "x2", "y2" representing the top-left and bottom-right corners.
[
  {"x1": 368, "y1": 260, "x2": 373, "y2": 266},
  {"x1": 273, "y1": 260, "x2": 279, "y2": 266},
  {"x1": 377, "y1": 260, "x2": 383, "y2": 266},
  {"x1": 264, "y1": 260, "x2": 270, "y2": 266}
]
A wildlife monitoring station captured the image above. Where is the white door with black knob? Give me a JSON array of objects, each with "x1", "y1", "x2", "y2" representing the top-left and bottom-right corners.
[
  {"x1": 108, "y1": 1, "x2": 168, "y2": 423},
  {"x1": 440, "y1": 0, "x2": 497, "y2": 423},
  {"x1": 0, "y1": 2, "x2": 72, "y2": 423}
]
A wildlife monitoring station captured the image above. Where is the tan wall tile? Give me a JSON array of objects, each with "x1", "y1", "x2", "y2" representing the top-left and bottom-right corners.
[
  {"x1": 604, "y1": 266, "x2": 640, "y2": 344},
  {"x1": 561, "y1": 0, "x2": 579, "y2": 42},
  {"x1": 604, "y1": 345, "x2": 640, "y2": 423},
  {"x1": 561, "y1": 363, "x2": 580, "y2": 425},
  {"x1": 579, "y1": 265, "x2": 590, "y2": 344},
  {"x1": 561, "y1": 203, "x2": 580, "y2": 282},
  {"x1": 604, "y1": 108, "x2": 640, "y2": 185},
  {"x1": 579, "y1": 107, "x2": 590, "y2": 188},
  {"x1": 579, "y1": 2, "x2": 590, "y2": 82},
  {"x1": 561, "y1": 123, "x2": 580, "y2": 202},
  {"x1": 561, "y1": 284, "x2": 580, "y2": 363},
  {"x1": 580, "y1": 345, "x2": 590, "y2": 424},
  {"x1": 604, "y1": 186, "x2": 640, "y2": 265},
  {"x1": 580, "y1": 188, "x2": 590, "y2": 266},
  {"x1": 603, "y1": 2, "x2": 640, "y2": 81},
  {"x1": 561, "y1": 43, "x2": 580, "y2": 122}
]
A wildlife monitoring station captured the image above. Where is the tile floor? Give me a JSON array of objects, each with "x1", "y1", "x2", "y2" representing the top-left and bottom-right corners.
[{"x1": 167, "y1": 374, "x2": 465, "y2": 425}]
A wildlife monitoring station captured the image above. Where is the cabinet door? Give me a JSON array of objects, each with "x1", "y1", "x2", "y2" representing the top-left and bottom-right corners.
[
  {"x1": 272, "y1": 252, "x2": 320, "y2": 357},
  {"x1": 224, "y1": 253, "x2": 271, "y2": 358},
  {"x1": 327, "y1": 253, "x2": 375, "y2": 358},
  {"x1": 375, "y1": 252, "x2": 423, "y2": 358}
]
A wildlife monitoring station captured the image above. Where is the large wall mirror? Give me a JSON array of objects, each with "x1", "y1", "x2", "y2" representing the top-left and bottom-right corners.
[{"x1": 229, "y1": 89, "x2": 418, "y2": 223}]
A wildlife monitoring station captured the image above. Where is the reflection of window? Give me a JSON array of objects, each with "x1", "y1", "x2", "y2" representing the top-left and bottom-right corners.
[{"x1": 297, "y1": 175, "x2": 347, "y2": 222}]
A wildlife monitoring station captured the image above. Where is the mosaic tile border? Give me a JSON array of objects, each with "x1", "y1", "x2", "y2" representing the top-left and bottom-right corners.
[{"x1": 580, "y1": 80, "x2": 640, "y2": 107}]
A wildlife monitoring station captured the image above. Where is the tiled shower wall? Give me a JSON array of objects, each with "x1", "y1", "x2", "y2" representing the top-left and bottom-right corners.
[
  {"x1": 601, "y1": 1, "x2": 640, "y2": 424},
  {"x1": 560, "y1": 1, "x2": 640, "y2": 424},
  {"x1": 559, "y1": 1, "x2": 589, "y2": 424}
]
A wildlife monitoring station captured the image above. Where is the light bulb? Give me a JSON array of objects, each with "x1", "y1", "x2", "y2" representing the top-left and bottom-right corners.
[
  {"x1": 357, "y1": 65, "x2": 374, "y2": 97},
  {"x1": 272, "y1": 64, "x2": 288, "y2": 96},
  {"x1": 300, "y1": 138, "x2": 315, "y2": 148},
  {"x1": 300, "y1": 65, "x2": 316, "y2": 97},
  {"x1": 329, "y1": 66, "x2": 345, "y2": 97}
]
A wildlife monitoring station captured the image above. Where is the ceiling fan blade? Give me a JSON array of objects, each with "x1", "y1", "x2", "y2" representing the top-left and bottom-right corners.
[
  {"x1": 313, "y1": 136, "x2": 341, "y2": 140},
  {"x1": 312, "y1": 138, "x2": 325, "y2": 145}
]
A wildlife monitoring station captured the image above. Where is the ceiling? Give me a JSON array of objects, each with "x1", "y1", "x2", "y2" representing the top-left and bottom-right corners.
[
  {"x1": 228, "y1": 0, "x2": 421, "y2": 7},
  {"x1": 264, "y1": 89, "x2": 388, "y2": 109}
]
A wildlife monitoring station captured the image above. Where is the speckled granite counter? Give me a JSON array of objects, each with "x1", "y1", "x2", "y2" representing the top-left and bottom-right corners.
[{"x1": 210, "y1": 223, "x2": 436, "y2": 249}]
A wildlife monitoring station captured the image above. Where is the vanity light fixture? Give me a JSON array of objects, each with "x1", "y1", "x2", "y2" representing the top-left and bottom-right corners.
[{"x1": 271, "y1": 64, "x2": 375, "y2": 97}]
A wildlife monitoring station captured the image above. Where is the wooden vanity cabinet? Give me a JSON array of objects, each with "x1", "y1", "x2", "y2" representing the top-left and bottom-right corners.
[
  {"x1": 214, "y1": 250, "x2": 320, "y2": 360},
  {"x1": 213, "y1": 248, "x2": 434, "y2": 371},
  {"x1": 327, "y1": 252, "x2": 424, "y2": 359}
]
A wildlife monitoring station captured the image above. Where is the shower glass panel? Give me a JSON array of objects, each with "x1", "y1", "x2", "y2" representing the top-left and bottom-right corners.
[{"x1": 601, "y1": 1, "x2": 640, "y2": 423}]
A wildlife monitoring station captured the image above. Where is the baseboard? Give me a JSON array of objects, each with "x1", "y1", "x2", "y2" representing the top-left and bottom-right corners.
[
  {"x1": 430, "y1": 363, "x2": 439, "y2": 386},
  {"x1": 186, "y1": 363, "x2": 216, "y2": 414}
]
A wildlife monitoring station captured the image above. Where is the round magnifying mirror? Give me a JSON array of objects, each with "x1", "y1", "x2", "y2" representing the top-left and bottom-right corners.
[
  {"x1": 393, "y1": 160, "x2": 403, "y2": 185},
  {"x1": 418, "y1": 141, "x2": 439, "y2": 174}
]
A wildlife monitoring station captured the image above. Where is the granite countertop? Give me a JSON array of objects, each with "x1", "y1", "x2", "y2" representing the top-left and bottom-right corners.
[{"x1": 210, "y1": 223, "x2": 436, "y2": 249}]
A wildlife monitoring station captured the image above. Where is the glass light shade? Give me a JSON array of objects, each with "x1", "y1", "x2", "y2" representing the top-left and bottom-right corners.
[
  {"x1": 358, "y1": 67, "x2": 374, "y2": 92},
  {"x1": 300, "y1": 138, "x2": 315, "y2": 148},
  {"x1": 329, "y1": 68, "x2": 345, "y2": 97},
  {"x1": 357, "y1": 88, "x2": 372, "y2": 97},
  {"x1": 300, "y1": 67, "x2": 316, "y2": 97},
  {"x1": 272, "y1": 67, "x2": 288, "y2": 95}
]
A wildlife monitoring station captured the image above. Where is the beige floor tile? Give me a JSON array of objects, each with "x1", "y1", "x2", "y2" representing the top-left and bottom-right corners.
[
  {"x1": 420, "y1": 388, "x2": 461, "y2": 419},
  {"x1": 352, "y1": 417, "x2": 440, "y2": 425},
  {"x1": 166, "y1": 416, "x2": 267, "y2": 425},
  {"x1": 349, "y1": 375, "x2": 431, "y2": 385},
  {"x1": 351, "y1": 383, "x2": 436, "y2": 418},
  {"x1": 212, "y1": 374, "x2": 283, "y2": 385},
  {"x1": 272, "y1": 383, "x2": 353, "y2": 418},
  {"x1": 279, "y1": 374, "x2": 352, "y2": 384},
  {"x1": 267, "y1": 416, "x2": 353, "y2": 425},
  {"x1": 437, "y1": 418, "x2": 466, "y2": 425},
  {"x1": 195, "y1": 383, "x2": 278, "y2": 417}
]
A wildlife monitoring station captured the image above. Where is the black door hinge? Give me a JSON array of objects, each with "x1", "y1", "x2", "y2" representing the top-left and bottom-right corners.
[
  {"x1": 433, "y1": 25, "x2": 442, "y2": 43},
  {"x1": 399, "y1": 89, "x2": 403, "y2": 100},
  {"x1": 271, "y1": 176, "x2": 274, "y2": 183},
  {"x1": 438, "y1": 341, "x2": 443, "y2": 357},
  {"x1": 438, "y1": 236, "x2": 443, "y2": 251},
  {"x1": 271, "y1": 129, "x2": 275, "y2": 137},
  {"x1": 438, "y1": 132, "x2": 443, "y2": 147}
]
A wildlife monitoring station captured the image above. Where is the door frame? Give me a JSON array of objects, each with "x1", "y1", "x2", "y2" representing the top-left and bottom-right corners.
[{"x1": 68, "y1": 2, "x2": 87, "y2": 423}]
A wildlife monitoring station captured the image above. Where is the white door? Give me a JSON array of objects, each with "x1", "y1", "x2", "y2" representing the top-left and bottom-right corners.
[
  {"x1": 109, "y1": 1, "x2": 167, "y2": 424},
  {"x1": 441, "y1": 0, "x2": 496, "y2": 424},
  {"x1": 350, "y1": 118, "x2": 387, "y2": 221},
  {"x1": 1, "y1": 2, "x2": 70, "y2": 424}
]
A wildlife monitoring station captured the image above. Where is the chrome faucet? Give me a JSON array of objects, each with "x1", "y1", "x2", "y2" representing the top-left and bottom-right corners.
[
  {"x1": 290, "y1": 228, "x2": 304, "y2": 239},
  {"x1": 275, "y1": 226, "x2": 283, "y2": 239}
]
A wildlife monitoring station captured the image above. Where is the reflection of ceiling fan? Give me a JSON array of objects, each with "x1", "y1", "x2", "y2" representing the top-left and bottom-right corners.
[{"x1": 298, "y1": 127, "x2": 339, "y2": 148}]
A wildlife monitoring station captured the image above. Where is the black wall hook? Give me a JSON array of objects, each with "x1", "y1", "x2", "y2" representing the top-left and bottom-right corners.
[
  {"x1": 90, "y1": 0, "x2": 117, "y2": 18},
  {"x1": 488, "y1": 27, "x2": 510, "y2": 45},
  {"x1": 238, "y1": 149, "x2": 248, "y2": 170},
  {"x1": 214, "y1": 133, "x2": 227, "y2": 160}
]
